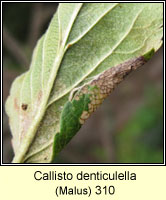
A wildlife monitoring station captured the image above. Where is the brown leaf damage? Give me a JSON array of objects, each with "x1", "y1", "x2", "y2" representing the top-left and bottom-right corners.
[
  {"x1": 14, "y1": 98, "x2": 19, "y2": 112},
  {"x1": 21, "y1": 104, "x2": 28, "y2": 111},
  {"x1": 74, "y1": 56, "x2": 146, "y2": 124},
  {"x1": 20, "y1": 90, "x2": 43, "y2": 142}
]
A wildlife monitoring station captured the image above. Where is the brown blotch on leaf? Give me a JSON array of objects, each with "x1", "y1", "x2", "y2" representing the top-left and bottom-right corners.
[
  {"x1": 68, "y1": 44, "x2": 72, "y2": 48},
  {"x1": 14, "y1": 98, "x2": 19, "y2": 111},
  {"x1": 37, "y1": 90, "x2": 43, "y2": 104},
  {"x1": 76, "y1": 56, "x2": 146, "y2": 125},
  {"x1": 22, "y1": 104, "x2": 28, "y2": 111}
]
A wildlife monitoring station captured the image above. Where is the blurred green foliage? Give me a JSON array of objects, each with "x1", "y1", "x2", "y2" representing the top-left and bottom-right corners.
[
  {"x1": 3, "y1": 3, "x2": 31, "y2": 42},
  {"x1": 116, "y1": 87, "x2": 163, "y2": 163}
]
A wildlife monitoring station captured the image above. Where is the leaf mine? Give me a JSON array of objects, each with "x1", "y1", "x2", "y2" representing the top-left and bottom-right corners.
[{"x1": 74, "y1": 56, "x2": 146, "y2": 125}]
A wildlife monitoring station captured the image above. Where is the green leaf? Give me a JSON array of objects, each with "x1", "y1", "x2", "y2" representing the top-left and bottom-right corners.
[{"x1": 5, "y1": 3, "x2": 163, "y2": 163}]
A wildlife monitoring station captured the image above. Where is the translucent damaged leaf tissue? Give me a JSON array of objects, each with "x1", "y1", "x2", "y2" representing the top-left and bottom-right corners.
[{"x1": 5, "y1": 3, "x2": 163, "y2": 163}]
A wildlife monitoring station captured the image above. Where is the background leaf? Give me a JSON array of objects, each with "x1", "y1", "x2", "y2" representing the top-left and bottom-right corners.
[{"x1": 5, "y1": 3, "x2": 163, "y2": 163}]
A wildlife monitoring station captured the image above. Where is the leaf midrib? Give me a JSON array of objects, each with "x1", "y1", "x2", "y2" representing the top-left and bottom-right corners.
[
  {"x1": 48, "y1": 7, "x2": 144, "y2": 107},
  {"x1": 12, "y1": 4, "x2": 83, "y2": 163}
]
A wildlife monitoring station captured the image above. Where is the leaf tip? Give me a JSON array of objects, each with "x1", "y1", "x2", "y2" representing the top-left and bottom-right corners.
[{"x1": 143, "y1": 48, "x2": 155, "y2": 61}]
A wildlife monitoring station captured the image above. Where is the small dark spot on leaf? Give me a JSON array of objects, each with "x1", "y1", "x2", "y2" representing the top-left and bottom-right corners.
[{"x1": 22, "y1": 104, "x2": 28, "y2": 111}]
